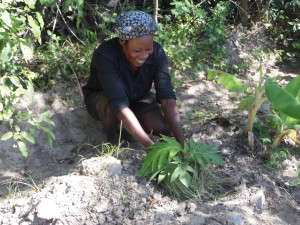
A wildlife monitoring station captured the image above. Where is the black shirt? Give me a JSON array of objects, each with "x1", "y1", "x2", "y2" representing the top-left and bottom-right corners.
[{"x1": 82, "y1": 38, "x2": 176, "y2": 113}]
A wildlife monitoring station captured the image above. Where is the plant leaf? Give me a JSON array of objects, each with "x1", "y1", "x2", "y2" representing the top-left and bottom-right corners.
[
  {"x1": 238, "y1": 96, "x2": 255, "y2": 110},
  {"x1": 20, "y1": 131, "x2": 35, "y2": 144},
  {"x1": 27, "y1": 15, "x2": 41, "y2": 44},
  {"x1": 20, "y1": 40, "x2": 34, "y2": 61},
  {"x1": 1, "y1": 11, "x2": 12, "y2": 27},
  {"x1": 170, "y1": 165, "x2": 181, "y2": 182},
  {"x1": 1, "y1": 132, "x2": 13, "y2": 140},
  {"x1": 179, "y1": 171, "x2": 191, "y2": 188},
  {"x1": 207, "y1": 70, "x2": 220, "y2": 80},
  {"x1": 265, "y1": 78, "x2": 300, "y2": 120},
  {"x1": 217, "y1": 73, "x2": 245, "y2": 92},
  {"x1": 17, "y1": 141, "x2": 28, "y2": 158}
]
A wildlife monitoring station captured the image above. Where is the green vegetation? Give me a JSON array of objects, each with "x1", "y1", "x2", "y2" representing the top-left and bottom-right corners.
[
  {"x1": 138, "y1": 135, "x2": 224, "y2": 200},
  {"x1": 0, "y1": 0, "x2": 299, "y2": 193}
]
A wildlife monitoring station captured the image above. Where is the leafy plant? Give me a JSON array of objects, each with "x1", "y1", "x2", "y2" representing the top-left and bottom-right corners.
[
  {"x1": 207, "y1": 70, "x2": 300, "y2": 148},
  {"x1": 266, "y1": 147, "x2": 291, "y2": 170},
  {"x1": 0, "y1": 0, "x2": 55, "y2": 157},
  {"x1": 138, "y1": 135, "x2": 224, "y2": 189}
]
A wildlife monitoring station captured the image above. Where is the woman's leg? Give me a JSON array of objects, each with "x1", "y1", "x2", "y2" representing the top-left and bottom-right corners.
[
  {"x1": 95, "y1": 94, "x2": 119, "y2": 142},
  {"x1": 139, "y1": 108, "x2": 171, "y2": 136}
]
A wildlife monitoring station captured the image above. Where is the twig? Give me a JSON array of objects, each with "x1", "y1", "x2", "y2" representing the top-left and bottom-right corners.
[
  {"x1": 60, "y1": 52, "x2": 84, "y2": 103},
  {"x1": 56, "y1": 3, "x2": 86, "y2": 45},
  {"x1": 229, "y1": 0, "x2": 251, "y2": 14}
]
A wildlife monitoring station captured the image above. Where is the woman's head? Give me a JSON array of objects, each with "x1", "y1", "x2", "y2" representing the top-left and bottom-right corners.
[
  {"x1": 114, "y1": 11, "x2": 158, "y2": 40},
  {"x1": 114, "y1": 11, "x2": 158, "y2": 69}
]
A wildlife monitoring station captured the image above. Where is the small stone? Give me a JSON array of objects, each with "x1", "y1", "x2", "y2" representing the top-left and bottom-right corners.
[
  {"x1": 221, "y1": 148, "x2": 230, "y2": 155},
  {"x1": 189, "y1": 215, "x2": 206, "y2": 225},
  {"x1": 113, "y1": 209, "x2": 123, "y2": 218},
  {"x1": 178, "y1": 202, "x2": 186, "y2": 210},
  {"x1": 206, "y1": 139, "x2": 223, "y2": 150},
  {"x1": 36, "y1": 199, "x2": 62, "y2": 220},
  {"x1": 187, "y1": 202, "x2": 197, "y2": 213},
  {"x1": 226, "y1": 214, "x2": 244, "y2": 225},
  {"x1": 250, "y1": 190, "x2": 265, "y2": 209},
  {"x1": 153, "y1": 193, "x2": 162, "y2": 201}
]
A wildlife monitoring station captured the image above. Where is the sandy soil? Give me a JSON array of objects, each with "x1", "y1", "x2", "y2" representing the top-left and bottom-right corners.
[{"x1": 0, "y1": 25, "x2": 299, "y2": 225}]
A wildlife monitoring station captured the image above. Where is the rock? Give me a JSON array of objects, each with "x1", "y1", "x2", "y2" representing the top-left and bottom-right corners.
[
  {"x1": 187, "y1": 202, "x2": 197, "y2": 213},
  {"x1": 250, "y1": 189, "x2": 265, "y2": 209},
  {"x1": 206, "y1": 139, "x2": 223, "y2": 150},
  {"x1": 80, "y1": 156, "x2": 122, "y2": 176},
  {"x1": 36, "y1": 199, "x2": 62, "y2": 220},
  {"x1": 221, "y1": 148, "x2": 231, "y2": 155},
  {"x1": 189, "y1": 215, "x2": 206, "y2": 225},
  {"x1": 226, "y1": 213, "x2": 244, "y2": 225}
]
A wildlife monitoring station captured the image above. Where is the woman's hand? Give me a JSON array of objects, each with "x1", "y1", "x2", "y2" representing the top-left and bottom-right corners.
[{"x1": 117, "y1": 107, "x2": 154, "y2": 148}]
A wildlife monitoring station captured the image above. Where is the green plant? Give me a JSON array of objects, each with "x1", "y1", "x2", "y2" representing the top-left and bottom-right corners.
[
  {"x1": 155, "y1": 0, "x2": 232, "y2": 74},
  {"x1": 138, "y1": 135, "x2": 224, "y2": 190},
  {"x1": 0, "y1": 0, "x2": 57, "y2": 157},
  {"x1": 266, "y1": 147, "x2": 291, "y2": 169},
  {"x1": 207, "y1": 70, "x2": 300, "y2": 148}
]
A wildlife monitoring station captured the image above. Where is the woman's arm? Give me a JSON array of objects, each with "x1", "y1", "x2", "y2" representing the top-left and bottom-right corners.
[
  {"x1": 117, "y1": 107, "x2": 154, "y2": 148},
  {"x1": 160, "y1": 98, "x2": 185, "y2": 146}
]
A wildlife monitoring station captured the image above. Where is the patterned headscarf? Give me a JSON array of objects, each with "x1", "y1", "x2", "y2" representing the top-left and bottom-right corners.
[{"x1": 114, "y1": 11, "x2": 158, "y2": 40}]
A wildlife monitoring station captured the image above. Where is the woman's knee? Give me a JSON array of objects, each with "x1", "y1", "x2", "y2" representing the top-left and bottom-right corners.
[{"x1": 96, "y1": 95, "x2": 117, "y2": 121}]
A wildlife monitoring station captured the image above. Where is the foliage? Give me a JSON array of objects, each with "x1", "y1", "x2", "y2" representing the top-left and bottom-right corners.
[
  {"x1": 155, "y1": 0, "x2": 232, "y2": 75},
  {"x1": 138, "y1": 135, "x2": 224, "y2": 190},
  {"x1": 207, "y1": 70, "x2": 300, "y2": 148},
  {"x1": 0, "y1": 0, "x2": 56, "y2": 157},
  {"x1": 266, "y1": 147, "x2": 291, "y2": 170}
]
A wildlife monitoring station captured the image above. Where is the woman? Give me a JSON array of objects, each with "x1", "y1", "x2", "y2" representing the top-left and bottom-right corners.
[{"x1": 82, "y1": 11, "x2": 185, "y2": 149}]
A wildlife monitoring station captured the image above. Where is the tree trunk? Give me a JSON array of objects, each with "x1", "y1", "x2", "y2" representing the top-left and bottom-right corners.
[{"x1": 238, "y1": 0, "x2": 249, "y2": 27}]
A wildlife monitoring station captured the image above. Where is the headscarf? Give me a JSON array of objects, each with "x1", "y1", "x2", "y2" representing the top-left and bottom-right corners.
[{"x1": 114, "y1": 11, "x2": 158, "y2": 40}]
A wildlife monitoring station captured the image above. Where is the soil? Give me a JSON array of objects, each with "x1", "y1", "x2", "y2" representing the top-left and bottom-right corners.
[{"x1": 0, "y1": 25, "x2": 299, "y2": 225}]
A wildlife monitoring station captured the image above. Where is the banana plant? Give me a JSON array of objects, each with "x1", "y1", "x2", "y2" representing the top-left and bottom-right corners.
[
  {"x1": 265, "y1": 76, "x2": 300, "y2": 147},
  {"x1": 207, "y1": 70, "x2": 300, "y2": 147}
]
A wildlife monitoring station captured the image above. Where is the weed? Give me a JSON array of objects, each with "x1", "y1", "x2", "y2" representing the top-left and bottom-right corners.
[{"x1": 266, "y1": 147, "x2": 291, "y2": 170}]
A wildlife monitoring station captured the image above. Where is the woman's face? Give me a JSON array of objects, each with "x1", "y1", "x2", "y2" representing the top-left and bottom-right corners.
[{"x1": 119, "y1": 35, "x2": 154, "y2": 69}]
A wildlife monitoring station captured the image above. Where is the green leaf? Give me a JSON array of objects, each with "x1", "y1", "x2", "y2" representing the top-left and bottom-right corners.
[
  {"x1": 238, "y1": 96, "x2": 255, "y2": 110},
  {"x1": 20, "y1": 131, "x2": 35, "y2": 144},
  {"x1": 9, "y1": 76, "x2": 21, "y2": 87},
  {"x1": 207, "y1": 70, "x2": 245, "y2": 92},
  {"x1": 39, "y1": 0, "x2": 58, "y2": 6},
  {"x1": 35, "y1": 12, "x2": 44, "y2": 29},
  {"x1": 265, "y1": 78, "x2": 300, "y2": 120},
  {"x1": 20, "y1": 40, "x2": 33, "y2": 61},
  {"x1": 17, "y1": 141, "x2": 28, "y2": 157},
  {"x1": 26, "y1": 80, "x2": 35, "y2": 102},
  {"x1": 27, "y1": 15, "x2": 41, "y2": 44},
  {"x1": 24, "y1": 0, "x2": 37, "y2": 8},
  {"x1": 1, "y1": 11, "x2": 12, "y2": 27},
  {"x1": 217, "y1": 73, "x2": 245, "y2": 92},
  {"x1": 157, "y1": 173, "x2": 167, "y2": 184},
  {"x1": 1, "y1": 43, "x2": 11, "y2": 63},
  {"x1": 179, "y1": 171, "x2": 191, "y2": 188},
  {"x1": 207, "y1": 70, "x2": 220, "y2": 80},
  {"x1": 170, "y1": 166, "x2": 181, "y2": 182},
  {"x1": 43, "y1": 118, "x2": 55, "y2": 127},
  {"x1": 138, "y1": 135, "x2": 181, "y2": 177},
  {"x1": 0, "y1": 102, "x2": 3, "y2": 112},
  {"x1": 1, "y1": 132, "x2": 13, "y2": 140}
]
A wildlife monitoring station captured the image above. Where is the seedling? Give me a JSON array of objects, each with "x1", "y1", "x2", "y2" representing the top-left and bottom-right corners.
[{"x1": 138, "y1": 135, "x2": 224, "y2": 189}]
